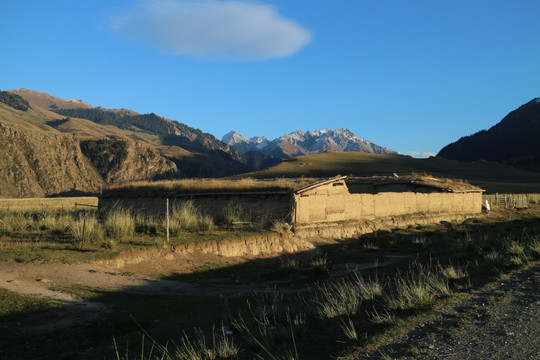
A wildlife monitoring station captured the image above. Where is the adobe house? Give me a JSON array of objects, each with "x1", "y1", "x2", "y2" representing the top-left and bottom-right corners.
[
  {"x1": 292, "y1": 175, "x2": 483, "y2": 223},
  {"x1": 99, "y1": 175, "x2": 483, "y2": 224}
]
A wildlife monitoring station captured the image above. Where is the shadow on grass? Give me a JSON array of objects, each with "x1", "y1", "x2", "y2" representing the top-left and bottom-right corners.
[{"x1": 1, "y1": 214, "x2": 540, "y2": 359}]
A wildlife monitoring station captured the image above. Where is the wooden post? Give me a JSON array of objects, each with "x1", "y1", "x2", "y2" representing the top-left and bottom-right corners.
[
  {"x1": 80, "y1": 210, "x2": 87, "y2": 249},
  {"x1": 166, "y1": 198, "x2": 170, "y2": 243}
]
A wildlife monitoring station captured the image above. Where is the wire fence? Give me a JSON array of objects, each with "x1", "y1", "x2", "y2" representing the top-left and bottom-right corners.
[{"x1": 482, "y1": 193, "x2": 540, "y2": 210}]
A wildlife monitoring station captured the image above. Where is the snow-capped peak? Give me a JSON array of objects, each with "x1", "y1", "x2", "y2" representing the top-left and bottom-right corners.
[{"x1": 222, "y1": 131, "x2": 247, "y2": 145}]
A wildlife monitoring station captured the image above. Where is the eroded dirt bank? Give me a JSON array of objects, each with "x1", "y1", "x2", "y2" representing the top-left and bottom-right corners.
[
  {"x1": 103, "y1": 212, "x2": 480, "y2": 271},
  {"x1": 0, "y1": 212, "x2": 480, "y2": 313}
]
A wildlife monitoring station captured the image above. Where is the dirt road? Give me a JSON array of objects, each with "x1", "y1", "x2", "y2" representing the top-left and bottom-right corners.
[{"x1": 366, "y1": 263, "x2": 540, "y2": 360}]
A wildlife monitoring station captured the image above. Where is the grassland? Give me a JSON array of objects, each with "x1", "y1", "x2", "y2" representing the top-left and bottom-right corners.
[
  {"x1": 0, "y1": 198, "x2": 261, "y2": 263},
  {"x1": 0, "y1": 198, "x2": 539, "y2": 359},
  {"x1": 238, "y1": 151, "x2": 540, "y2": 193},
  {"x1": 0, "y1": 196, "x2": 98, "y2": 212}
]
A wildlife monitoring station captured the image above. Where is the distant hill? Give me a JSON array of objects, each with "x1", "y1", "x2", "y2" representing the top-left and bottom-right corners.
[
  {"x1": 223, "y1": 128, "x2": 396, "y2": 158},
  {"x1": 438, "y1": 98, "x2": 540, "y2": 171},
  {"x1": 237, "y1": 150, "x2": 540, "y2": 193}
]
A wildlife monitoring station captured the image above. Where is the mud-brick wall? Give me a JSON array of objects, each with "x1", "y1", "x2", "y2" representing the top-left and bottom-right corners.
[
  {"x1": 293, "y1": 182, "x2": 482, "y2": 223},
  {"x1": 100, "y1": 193, "x2": 292, "y2": 222}
]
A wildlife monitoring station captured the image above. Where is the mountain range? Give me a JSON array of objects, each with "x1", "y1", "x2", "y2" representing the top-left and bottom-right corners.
[
  {"x1": 2, "y1": 88, "x2": 540, "y2": 197},
  {"x1": 222, "y1": 128, "x2": 396, "y2": 158}
]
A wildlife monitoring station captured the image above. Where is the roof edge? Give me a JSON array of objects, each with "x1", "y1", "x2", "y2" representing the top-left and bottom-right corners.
[{"x1": 294, "y1": 175, "x2": 348, "y2": 194}]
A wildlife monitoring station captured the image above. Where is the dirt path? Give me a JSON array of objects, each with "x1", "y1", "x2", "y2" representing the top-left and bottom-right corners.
[
  {"x1": 2, "y1": 244, "x2": 538, "y2": 359},
  {"x1": 364, "y1": 263, "x2": 540, "y2": 360}
]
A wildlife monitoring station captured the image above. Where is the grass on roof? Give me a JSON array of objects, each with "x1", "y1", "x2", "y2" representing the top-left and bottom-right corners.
[{"x1": 105, "y1": 177, "x2": 319, "y2": 195}]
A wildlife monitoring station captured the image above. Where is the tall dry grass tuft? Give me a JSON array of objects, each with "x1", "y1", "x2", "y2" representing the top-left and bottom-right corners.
[
  {"x1": 134, "y1": 214, "x2": 160, "y2": 235},
  {"x1": 172, "y1": 326, "x2": 239, "y2": 360},
  {"x1": 105, "y1": 209, "x2": 135, "y2": 241},
  {"x1": 69, "y1": 213, "x2": 103, "y2": 244},
  {"x1": 38, "y1": 213, "x2": 74, "y2": 234},
  {"x1": 529, "y1": 236, "x2": 540, "y2": 259},
  {"x1": 314, "y1": 273, "x2": 382, "y2": 319},
  {"x1": 169, "y1": 201, "x2": 215, "y2": 233},
  {"x1": 0, "y1": 212, "x2": 31, "y2": 234},
  {"x1": 384, "y1": 264, "x2": 451, "y2": 310},
  {"x1": 231, "y1": 291, "x2": 305, "y2": 357},
  {"x1": 340, "y1": 317, "x2": 358, "y2": 340}
]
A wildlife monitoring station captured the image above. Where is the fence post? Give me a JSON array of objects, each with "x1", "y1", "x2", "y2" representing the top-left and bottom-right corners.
[
  {"x1": 80, "y1": 210, "x2": 87, "y2": 249},
  {"x1": 166, "y1": 198, "x2": 170, "y2": 243}
]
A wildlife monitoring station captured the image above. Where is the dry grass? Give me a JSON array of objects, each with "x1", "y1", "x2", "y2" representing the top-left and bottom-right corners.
[
  {"x1": 384, "y1": 264, "x2": 452, "y2": 310},
  {"x1": 104, "y1": 209, "x2": 135, "y2": 241},
  {"x1": 0, "y1": 197, "x2": 98, "y2": 212},
  {"x1": 105, "y1": 177, "x2": 317, "y2": 195},
  {"x1": 314, "y1": 273, "x2": 383, "y2": 319},
  {"x1": 169, "y1": 201, "x2": 215, "y2": 233}
]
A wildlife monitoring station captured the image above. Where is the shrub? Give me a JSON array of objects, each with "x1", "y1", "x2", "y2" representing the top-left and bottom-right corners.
[{"x1": 310, "y1": 254, "x2": 329, "y2": 274}]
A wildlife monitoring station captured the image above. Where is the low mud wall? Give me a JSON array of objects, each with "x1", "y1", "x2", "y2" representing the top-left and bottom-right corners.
[{"x1": 100, "y1": 193, "x2": 292, "y2": 222}]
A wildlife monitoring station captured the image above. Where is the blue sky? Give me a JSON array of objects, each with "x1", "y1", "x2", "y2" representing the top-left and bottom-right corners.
[{"x1": 2, "y1": 1, "x2": 539, "y2": 157}]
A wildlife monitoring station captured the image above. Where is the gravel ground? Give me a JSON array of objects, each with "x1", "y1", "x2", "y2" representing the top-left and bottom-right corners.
[{"x1": 365, "y1": 262, "x2": 540, "y2": 360}]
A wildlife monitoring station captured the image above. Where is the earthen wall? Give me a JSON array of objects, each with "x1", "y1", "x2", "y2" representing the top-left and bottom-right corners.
[{"x1": 293, "y1": 182, "x2": 482, "y2": 223}]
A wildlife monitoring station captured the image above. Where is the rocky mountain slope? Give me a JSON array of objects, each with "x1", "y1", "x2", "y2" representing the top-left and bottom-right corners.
[
  {"x1": 438, "y1": 98, "x2": 540, "y2": 171},
  {"x1": 0, "y1": 91, "x2": 222, "y2": 197},
  {"x1": 223, "y1": 128, "x2": 396, "y2": 158},
  {"x1": 0, "y1": 96, "x2": 103, "y2": 197}
]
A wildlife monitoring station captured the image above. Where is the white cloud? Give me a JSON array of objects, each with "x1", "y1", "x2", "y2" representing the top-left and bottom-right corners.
[
  {"x1": 108, "y1": 0, "x2": 312, "y2": 60},
  {"x1": 405, "y1": 151, "x2": 436, "y2": 158}
]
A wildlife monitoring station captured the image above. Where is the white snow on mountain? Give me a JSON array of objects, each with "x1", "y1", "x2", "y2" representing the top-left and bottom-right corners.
[{"x1": 222, "y1": 128, "x2": 396, "y2": 158}]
